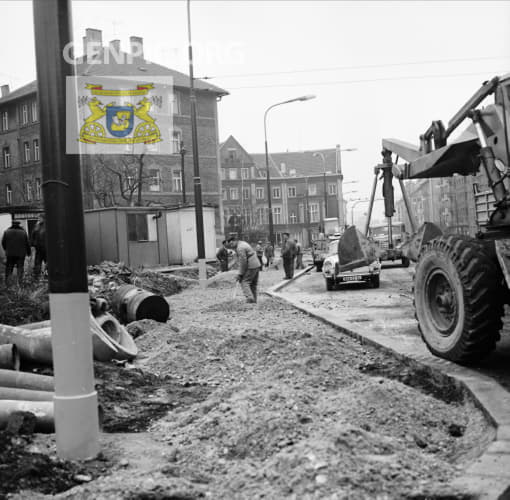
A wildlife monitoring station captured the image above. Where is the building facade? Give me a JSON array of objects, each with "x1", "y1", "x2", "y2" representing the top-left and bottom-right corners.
[
  {"x1": 220, "y1": 136, "x2": 345, "y2": 246},
  {"x1": 0, "y1": 28, "x2": 228, "y2": 236}
]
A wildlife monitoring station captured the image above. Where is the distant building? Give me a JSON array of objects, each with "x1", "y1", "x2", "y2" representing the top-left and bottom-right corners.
[
  {"x1": 220, "y1": 136, "x2": 346, "y2": 245},
  {"x1": 0, "y1": 28, "x2": 228, "y2": 237}
]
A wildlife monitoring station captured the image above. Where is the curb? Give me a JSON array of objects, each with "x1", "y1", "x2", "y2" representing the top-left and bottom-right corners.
[
  {"x1": 267, "y1": 264, "x2": 315, "y2": 294},
  {"x1": 266, "y1": 275, "x2": 510, "y2": 500}
]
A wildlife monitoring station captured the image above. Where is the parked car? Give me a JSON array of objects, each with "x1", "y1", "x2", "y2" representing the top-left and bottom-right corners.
[
  {"x1": 322, "y1": 251, "x2": 381, "y2": 290},
  {"x1": 312, "y1": 235, "x2": 341, "y2": 272}
]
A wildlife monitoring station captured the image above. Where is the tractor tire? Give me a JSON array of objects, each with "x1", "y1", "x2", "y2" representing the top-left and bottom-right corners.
[
  {"x1": 414, "y1": 235, "x2": 504, "y2": 364},
  {"x1": 370, "y1": 275, "x2": 380, "y2": 288},
  {"x1": 326, "y1": 278, "x2": 335, "y2": 291},
  {"x1": 401, "y1": 256, "x2": 410, "y2": 268}
]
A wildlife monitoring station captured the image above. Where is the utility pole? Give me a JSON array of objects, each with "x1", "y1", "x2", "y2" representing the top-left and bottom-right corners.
[
  {"x1": 33, "y1": 0, "x2": 99, "y2": 459},
  {"x1": 187, "y1": 0, "x2": 206, "y2": 288},
  {"x1": 179, "y1": 140, "x2": 186, "y2": 204}
]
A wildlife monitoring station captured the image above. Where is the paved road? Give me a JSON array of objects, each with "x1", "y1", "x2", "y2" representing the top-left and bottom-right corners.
[{"x1": 280, "y1": 264, "x2": 510, "y2": 393}]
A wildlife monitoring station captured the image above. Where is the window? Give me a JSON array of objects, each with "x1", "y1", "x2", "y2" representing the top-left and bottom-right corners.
[
  {"x1": 242, "y1": 187, "x2": 250, "y2": 200},
  {"x1": 33, "y1": 139, "x2": 39, "y2": 161},
  {"x1": 289, "y1": 212, "x2": 297, "y2": 224},
  {"x1": 272, "y1": 187, "x2": 281, "y2": 199},
  {"x1": 32, "y1": 101, "x2": 38, "y2": 122},
  {"x1": 227, "y1": 148, "x2": 237, "y2": 160},
  {"x1": 25, "y1": 180, "x2": 32, "y2": 201},
  {"x1": 309, "y1": 202, "x2": 319, "y2": 222},
  {"x1": 256, "y1": 207, "x2": 266, "y2": 225},
  {"x1": 258, "y1": 169, "x2": 267, "y2": 178},
  {"x1": 22, "y1": 104, "x2": 28, "y2": 125},
  {"x1": 220, "y1": 169, "x2": 226, "y2": 180},
  {"x1": 35, "y1": 178, "x2": 42, "y2": 200},
  {"x1": 308, "y1": 184, "x2": 317, "y2": 196},
  {"x1": 328, "y1": 183, "x2": 337, "y2": 195},
  {"x1": 241, "y1": 167, "x2": 249, "y2": 179},
  {"x1": 229, "y1": 168, "x2": 237, "y2": 180},
  {"x1": 3, "y1": 147, "x2": 10, "y2": 168},
  {"x1": 170, "y1": 92, "x2": 181, "y2": 115},
  {"x1": 230, "y1": 187, "x2": 239, "y2": 200},
  {"x1": 272, "y1": 207, "x2": 281, "y2": 224},
  {"x1": 223, "y1": 209, "x2": 229, "y2": 224},
  {"x1": 149, "y1": 169, "x2": 161, "y2": 192},
  {"x1": 23, "y1": 142, "x2": 30, "y2": 163},
  {"x1": 256, "y1": 187, "x2": 264, "y2": 199},
  {"x1": 172, "y1": 169, "x2": 182, "y2": 192},
  {"x1": 288, "y1": 186, "x2": 296, "y2": 198},
  {"x1": 127, "y1": 213, "x2": 157, "y2": 242},
  {"x1": 1, "y1": 112, "x2": 7, "y2": 131},
  {"x1": 242, "y1": 208, "x2": 251, "y2": 226},
  {"x1": 6, "y1": 184, "x2": 12, "y2": 205},
  {"x1": 222, "y1": 188, "x2": 227, "y2": 200},
  {"x1": 172, "y1": 129, "x2": 182, "y2": 154}
]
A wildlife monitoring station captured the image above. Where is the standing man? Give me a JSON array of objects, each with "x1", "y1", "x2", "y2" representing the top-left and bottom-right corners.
[
  {"x1": 216, "y1": 240, "x2": 230, "y2": 272},
  {"x1": 30, "y1": 213, "x2": 47, "y2": 279},
  {"x1": 264, "y1": 241, "x2": 274, "y2": 269},
  {"x1": 255, "y1": 240, "x2": 264, "y2": 268},
  {"x1": 281, "y1": 232, "x2": 297, "y2": 280},
  {"x1": 1, "y1": 220, "x2": 31, "y2": 285},
  {"x1": 295, "y1": 239, "x2": 304, "y2": 269},
  {"x1": 228, "y1": 235, "x2": 261, "y2": 303}
]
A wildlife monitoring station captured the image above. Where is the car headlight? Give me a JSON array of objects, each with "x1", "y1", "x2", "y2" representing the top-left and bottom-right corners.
[{"x1": 323, "y1": 261, "x2": 333, "y2": 273}]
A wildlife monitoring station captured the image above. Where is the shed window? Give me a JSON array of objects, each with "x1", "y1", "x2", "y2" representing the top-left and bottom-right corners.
[{"x1": 127, "y1": 213, "x2": 157, "y2": 242}]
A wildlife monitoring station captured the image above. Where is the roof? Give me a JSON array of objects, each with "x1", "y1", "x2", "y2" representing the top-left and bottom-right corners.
[
  {"x1": 0, "y1": 49, "x2": 228, "y2": 106},
  {"x1": 251, "y1": 149, "x2": 339, "y2": 178}
]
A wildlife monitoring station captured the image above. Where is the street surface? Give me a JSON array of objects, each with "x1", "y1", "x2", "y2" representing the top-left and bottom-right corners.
[{"x1": 280, "y1": 264, "x2": 510, "y2": 393}]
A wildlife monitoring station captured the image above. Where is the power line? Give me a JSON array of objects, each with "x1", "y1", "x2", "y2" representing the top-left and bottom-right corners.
[
  {"x1": 198, "y1": 56, "x2": 509, "y2": 80},
  {"x1": 226, "y1": 70, "x2": 508, "y2": 90}
]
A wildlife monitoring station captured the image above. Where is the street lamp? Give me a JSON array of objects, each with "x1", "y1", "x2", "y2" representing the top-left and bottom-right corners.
[
  {"x1": 312, "y1": 152, "x2": 327, "y2": 222},
  {"x1": 336, "y1": 145, "x2": 357, "y2": 174},
  {"x1": 264, "y1": 94, "x2": 316, "y2": 245}
]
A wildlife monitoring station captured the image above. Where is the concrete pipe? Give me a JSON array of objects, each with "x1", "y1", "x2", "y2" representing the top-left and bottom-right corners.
[
  {"x1": 0, "y1": 400, "x2": 54, "y2": 432},
  {"x1": 92, "y1": 313, "x2": 138, "y2": 362},
  {"x1": 0, "y1": 368, "x2": 54, "y2": 391},
  {"x1": 0, "y1": 344, "x2": 20, "y2": 370},
  {"x1": 112, "y1": 285, "x2": 170, "y2": 324},
  {"x1": 0, "y1": 324, "x2": 53, "y2": 365},
  {"x1": 0, "y1": 386, "x2": 53, "y2": 402}
]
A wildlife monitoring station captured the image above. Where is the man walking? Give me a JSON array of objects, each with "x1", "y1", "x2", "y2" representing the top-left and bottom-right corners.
[
  {"x1": 216, "y1": 240, "x2": 230, "y2": 272},
  {"x1": 255, "y1": 241, "x2": 264, "y2": 268},
  {"x1": 30, "y1": 213, "x2": 47, "y2": 279},
  {"x1": 1, "y1": 220, "x2": 31, "y2": 285},
  {"x1": 295, "y1": 239, "x2": 304, "y2": 269},
  {"x1": 281, "y1": 232, "x2": 297, "y2": 279},
  {"x1": 228, "y1": 235, "x2": 261, "y2": 303}
]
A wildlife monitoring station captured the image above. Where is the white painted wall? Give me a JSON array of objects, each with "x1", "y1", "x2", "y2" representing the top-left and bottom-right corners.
[{"x1": 0, "y1": 213, "x2": 12, "y2": 261}]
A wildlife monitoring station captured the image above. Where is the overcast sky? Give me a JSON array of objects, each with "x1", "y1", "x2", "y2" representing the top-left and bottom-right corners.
[{"x1": 1, "y1": 0, "x2": 509, "y2": 206}]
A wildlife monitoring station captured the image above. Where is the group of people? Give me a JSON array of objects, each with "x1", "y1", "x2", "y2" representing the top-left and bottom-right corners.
[
  {"x1": 1, "y1": 214, "x2": 47, "y2": 285},
  {"x1": 219, "y1": 232, "x2": 305, "y2": 304}
]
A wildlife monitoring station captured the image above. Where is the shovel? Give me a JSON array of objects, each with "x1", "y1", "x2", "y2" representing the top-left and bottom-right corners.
[{"x1": 232, "y1": 281, "x2": 240, "y2": 300}]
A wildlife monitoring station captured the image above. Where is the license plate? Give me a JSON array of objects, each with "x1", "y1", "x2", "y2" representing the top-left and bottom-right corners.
[{"x1": 341, "y1": 275, "x2": 362, "y2": 282}]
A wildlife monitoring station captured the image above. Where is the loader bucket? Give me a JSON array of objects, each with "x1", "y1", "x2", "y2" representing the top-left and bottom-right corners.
[
  {"x1": 338, "y1": 226, "x2": 380, "y2": 272},
  {"x1": 404, "y1": 222, "x2": 443, "y2": 261}
]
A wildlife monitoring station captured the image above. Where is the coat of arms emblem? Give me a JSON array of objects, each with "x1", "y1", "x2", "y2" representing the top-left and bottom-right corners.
[{"x1": 79, "y1": 84, "x2": 161, "y2": 145}]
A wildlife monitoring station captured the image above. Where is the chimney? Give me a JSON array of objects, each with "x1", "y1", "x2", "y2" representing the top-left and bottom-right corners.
[
  {"x1": 129, "y1": 36, "x2": 144, "y2": 59},
  {"x1": 83, "y1": 28, "x2": 102, "y2": 59},
  {"x1": 1, "y1": 84, "x2": 9, "y2": 97}
]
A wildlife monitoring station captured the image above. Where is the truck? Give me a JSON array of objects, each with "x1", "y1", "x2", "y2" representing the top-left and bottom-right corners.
[
  {"x1": 368, "y1": 221, "x2": 409, "y2": 267},
  {"x1": 370, "y1": 73, "x2": 510, "y2": 364}
]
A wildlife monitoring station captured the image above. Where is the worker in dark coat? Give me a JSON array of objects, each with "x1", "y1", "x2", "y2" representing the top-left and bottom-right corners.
[
  {"x1": 281, "y1": 232, "x2": 297, "y2": 279},
  {"x1": 30, "y1": 213, "x2": 47, "y2": 279},
  {"x1": 228, "y1": 235, "x2": 261, "y2": 303},
  {"x1": 255, "y1": 241, "x2": 264, "y2": 268},
  {"x1": 1, "y1": 220, "x2": 31, "y2": 284},
  {"x1": 216, "y1": 240, "x2": 230, "y2": 272},
  {"x1": 264, "y1": 242, "x2": 274, "y2": 269}
]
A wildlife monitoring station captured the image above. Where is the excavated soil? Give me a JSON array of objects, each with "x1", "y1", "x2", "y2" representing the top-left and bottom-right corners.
[{"x1": 2, "y1": 268, "x2": 493, "y2": 500}]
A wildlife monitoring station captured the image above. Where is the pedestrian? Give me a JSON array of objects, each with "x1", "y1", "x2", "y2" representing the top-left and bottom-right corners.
[
  {"x1": 295, "y1": 239, "x2": 304, "y2": 269},
  {"x1": 30, "y1": 213, "x2": 47, "y2": 279},
  {"x1": 1, "y1": 220, "x2": 31, "y2": 285},
  {"x1": 216, "y1": 240, "x2": 230, "y2": 272},
  {"x1": 281, "y1": 232, "x2": 297, "y2": 279},
  {"x1": 264, "y1": 242, "x2": 274, "y2": 269},
  {"x1": 227, "y1": 235, "x2": 261, "y2": 303},
  {"x1": 255, "y1": 240, "x2": 264, "y2": 268}
]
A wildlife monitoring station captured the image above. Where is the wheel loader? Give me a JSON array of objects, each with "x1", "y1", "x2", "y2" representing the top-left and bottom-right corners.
[{"x1": 368, "y1": 74, "x2": 510, "y2": 364}]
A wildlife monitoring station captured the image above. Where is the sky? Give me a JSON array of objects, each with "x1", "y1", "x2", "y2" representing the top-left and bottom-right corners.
[{"x1": 1, "y1": 0, "x2": 510, "y2": 213}]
